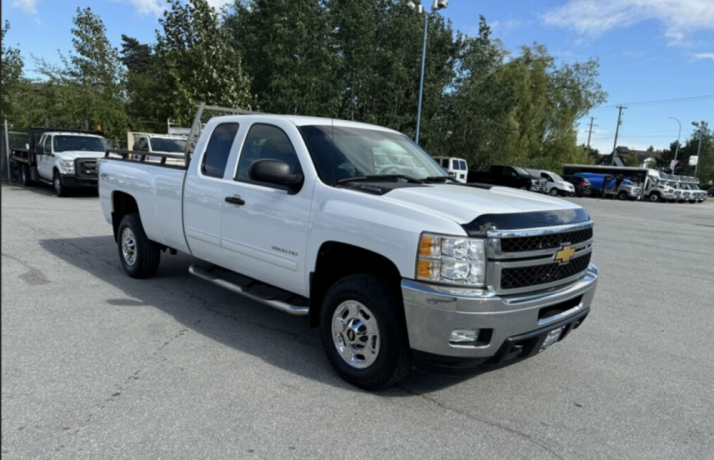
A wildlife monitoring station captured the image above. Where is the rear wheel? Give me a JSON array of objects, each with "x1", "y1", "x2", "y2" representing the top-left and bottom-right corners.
[
  {"x1": 21, "y1": 164, "x2": 33, "y2": 186},
  {"x1": 53, "y1": 170, "x2": 68, "y2": 197},
  {"x1": 117, "y1": 213, "x2": 161, "y2": 279},
  {"x1": 320, "y1": 274, "x2": 412, "y2": 390}
]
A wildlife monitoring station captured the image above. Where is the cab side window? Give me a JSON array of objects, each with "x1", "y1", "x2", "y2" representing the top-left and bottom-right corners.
[
  {"x1": 201, "y1": 123, "x2": 239, "y2": 178},
  {"x1": 235, "y1": 124, "x2": 301, "y2": 182}
]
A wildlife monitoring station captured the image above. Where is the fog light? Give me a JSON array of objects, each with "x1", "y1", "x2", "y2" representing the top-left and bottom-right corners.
[{"x1": 449, "y1": 329, "x2": 479, "y2": 345}]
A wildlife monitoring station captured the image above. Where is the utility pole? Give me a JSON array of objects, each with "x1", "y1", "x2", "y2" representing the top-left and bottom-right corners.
[
  {"x1": 586, "y1": 117, "x2": 596, "y2": 148},
  {"x1": 609, "y1": 105, "x2": 626, "y2": 165}
]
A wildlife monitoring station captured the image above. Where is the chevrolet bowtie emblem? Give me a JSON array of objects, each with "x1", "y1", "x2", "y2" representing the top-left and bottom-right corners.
[{"x1": 554, "y1": 245, "x2": 575, "y2": 264}]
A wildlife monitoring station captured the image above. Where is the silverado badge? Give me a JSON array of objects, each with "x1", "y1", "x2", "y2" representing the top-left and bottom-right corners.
[{"x1": 554, "y1": 245, "x2": 575, "y2": 264}]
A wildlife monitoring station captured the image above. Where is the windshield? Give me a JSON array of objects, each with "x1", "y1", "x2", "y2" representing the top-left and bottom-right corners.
[
  {"x1": 549, "y1": 172, "x2": 564, "y2": 182},
  {"x1": 53, "y1": 135, "x2": 106, "y2": 152},
  {"x1": 513, "y1": 166, "x2": 530, "y2": 177},
  {"x1": 687, "y1": 184, "x2": 700, "y2": 190},
  {"x1": 299, "y1": 125, "x2": 445, "y2": 185},
  {"x1": 150, "y1": 137, "x2": 186, "y2": 153}
]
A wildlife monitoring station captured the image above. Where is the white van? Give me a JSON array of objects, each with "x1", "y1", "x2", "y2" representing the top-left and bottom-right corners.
[
  {"x1": 433, "y1": 156, "x2": 468, "y2": 183},
  {"x1": 529, "y1": 169, "x2": 575, "y2": 196}
]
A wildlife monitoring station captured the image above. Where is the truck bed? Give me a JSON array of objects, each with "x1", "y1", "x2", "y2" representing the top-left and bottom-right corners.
[{"x1": 99, "y1": 156, "x2": 189, "y2": 254}]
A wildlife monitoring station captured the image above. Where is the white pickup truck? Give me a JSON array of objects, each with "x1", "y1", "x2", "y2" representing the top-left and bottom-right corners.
[
  {"x1": 99, "y1": 111, "x2": 599, "y2": 390},
  {"x1": 12, "y1": 128, "x2": 108, "y2": 196}
]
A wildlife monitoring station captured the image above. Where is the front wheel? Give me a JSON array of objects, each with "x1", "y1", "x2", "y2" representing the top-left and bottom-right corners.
[
  {"x1": 117, "y1": 214, "x2": 161, "y2": 279},
  {"x1": 320, "y1": 274, "x2": 412, "y2": 390},
  {"x1": 549, "y1": 188, "x2": 559, "y2": 196},
  {"x1": 53, "y1": 170, "x2": 69, "y2": 197},
  {"x1": 648, "y1": 193, "x2": 660, "y2": 202},
  {"x1": 617, "y1": 190, "x2": 628, "y2": 201}
]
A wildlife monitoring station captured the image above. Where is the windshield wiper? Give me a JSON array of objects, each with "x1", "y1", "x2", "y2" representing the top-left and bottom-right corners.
[
  {"x1": 338, "y1": 174, "x2": 424, "y2": 184},
  {"x1": 422, "y1": 175, "x2": 456, "y2": 183}
]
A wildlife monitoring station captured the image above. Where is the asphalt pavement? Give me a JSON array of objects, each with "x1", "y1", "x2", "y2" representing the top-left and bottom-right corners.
[{"x1": 2, "y1": 181, "x2": 713, "y2": 460}]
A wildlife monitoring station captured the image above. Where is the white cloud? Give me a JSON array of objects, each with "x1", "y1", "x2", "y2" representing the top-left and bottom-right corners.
[
  {"x1": 542, "y1": 0, "x2": 714, "y2": 46},
  {"x1": 123, "y1": 0, "x2": 233, "y2": 17},
  {"x1": 693, "y1": 52, "x2": 714, "y2": 60},
  {"x1": 491, "y1": 19, "x2": 521, "y2": 33},
  {"x1": 11, "y1": 0, "x2": 39, "y2": 15}
]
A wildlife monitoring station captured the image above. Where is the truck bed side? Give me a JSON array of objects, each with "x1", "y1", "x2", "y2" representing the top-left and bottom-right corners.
[{"x1": 99, "y1": 158, "x2": 189, "y2": 253}]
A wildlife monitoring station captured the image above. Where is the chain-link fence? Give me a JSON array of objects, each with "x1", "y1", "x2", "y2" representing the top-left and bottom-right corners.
[
  {"x1": 1, "y1": 122, "x2": 29, "y2": 181},
  {"x1": 185, "y1": 103, "x2": 254, "y2": 161}
]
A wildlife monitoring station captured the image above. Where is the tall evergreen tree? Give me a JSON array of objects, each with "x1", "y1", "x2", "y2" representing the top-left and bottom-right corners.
[
  {"x1": 1, "y1": 21, "x2": 25, "y2": 123},
  {"x1": 154, "y1": 0, "x2": 252, "y2": 125}
]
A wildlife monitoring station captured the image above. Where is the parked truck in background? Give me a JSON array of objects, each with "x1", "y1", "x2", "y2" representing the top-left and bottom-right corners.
[
  {"x1": 563, "y1": 165, "x2": 677, "y2": 202},
  {"x1": 129, "y1": 133, "x2": 188, "y2": 165},
  {"x1": 98, "y1": 106, "x2": 598, "y2": 390},
  {"x1": 468, "y1": 165, "x2": 548, "y2": 192},
  {"x1": 10, "y1": 127, "x2": 107, "y2": 196}
]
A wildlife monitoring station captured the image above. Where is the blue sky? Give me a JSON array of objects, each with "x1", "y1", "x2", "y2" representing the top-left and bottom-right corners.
[{"x1": 3, "y1": 0, "x2": 713, "y2": 154}]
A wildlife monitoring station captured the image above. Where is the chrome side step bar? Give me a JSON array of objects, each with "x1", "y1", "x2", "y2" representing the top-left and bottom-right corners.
[{"x1": 188, "y1": 265, "x2": 309, "y2": 316}]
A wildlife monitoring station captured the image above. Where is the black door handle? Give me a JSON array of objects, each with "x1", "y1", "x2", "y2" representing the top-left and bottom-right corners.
[{"x1": 225, "y1": 196, "x2": 245, "y2": 206}]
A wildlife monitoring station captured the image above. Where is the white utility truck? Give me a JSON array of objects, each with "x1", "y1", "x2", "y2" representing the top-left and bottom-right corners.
[{"x1": 99, "y1": 106, "x2": 599, "y2": 390}]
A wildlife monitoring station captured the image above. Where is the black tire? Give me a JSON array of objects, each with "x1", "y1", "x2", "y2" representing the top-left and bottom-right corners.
[
  {"x1": 53, "y1": 170, "x2": 69, "y2": 197},
  {"x1": 648, "y1": 192, "x2": 660, "y2": 202},
  {"x1": 21, "y1": 164, "x2": 33, "y2": 186},
  {"x1": 117, "y1": 213, "x2": 161, "y2": 279},
  {"x1": 549, "y1": 188, "x2": 559, "y2": 196},
  {"x1": 320, "y1": 274, "x2": 412, "y2": 390},
  {"x1": 617, "y1": 190, "x2": 628, "y2": 201}
]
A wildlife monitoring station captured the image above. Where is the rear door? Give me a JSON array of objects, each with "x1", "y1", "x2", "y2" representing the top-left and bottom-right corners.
[
  {"x1": 183, "y1": 122, "x2": 241, "y2": 266},
  {"x1": 220, "y1": 121, "x2": 313, "y2": 296}
]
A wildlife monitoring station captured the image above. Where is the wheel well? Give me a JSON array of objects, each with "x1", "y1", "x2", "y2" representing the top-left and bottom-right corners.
[
  {"x1": 309, "y1": 242, "x2": 402, "y2": 328},
  {"x1": 111, "y1": 192, "x2": 139, "y2": 241}
]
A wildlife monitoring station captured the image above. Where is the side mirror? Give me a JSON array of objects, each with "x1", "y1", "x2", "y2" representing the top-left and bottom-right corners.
[
  {"x1": 36, "y1": 145, "x2": 44, "y2": 154},
  {"x1": 249, "y1": 159, "x2": 303, "y2": 193}
]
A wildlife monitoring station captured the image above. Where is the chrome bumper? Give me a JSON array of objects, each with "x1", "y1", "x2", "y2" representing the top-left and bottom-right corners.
[{"x1": 401, "y1": 264, "x2": 598, "y2": 359}]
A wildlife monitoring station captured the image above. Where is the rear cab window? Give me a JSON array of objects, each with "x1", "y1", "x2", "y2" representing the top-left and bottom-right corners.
[{"x1": 201, "y1": 123, "x2": 240, "y2": 179}]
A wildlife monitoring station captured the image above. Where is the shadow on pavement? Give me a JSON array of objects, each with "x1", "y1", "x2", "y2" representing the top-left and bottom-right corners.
[
  {"x1": 39, "y1": 234, "x2": 507, "y2": 395},
  {"x1": 2, "y1": 180, "x2": 99, "y2": 199}
]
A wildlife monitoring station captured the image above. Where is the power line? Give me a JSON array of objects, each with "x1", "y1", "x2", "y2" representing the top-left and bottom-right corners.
[{"x1": 589, "y1": 94, "x2": 714, "y2": 113}]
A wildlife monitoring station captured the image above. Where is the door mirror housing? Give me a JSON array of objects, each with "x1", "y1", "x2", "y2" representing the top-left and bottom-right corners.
[
  {"x1": 36, "y1": 145, "x2": 44, "y2": 154},
  {"x1": 249, "y1": 159, "x2": 303, "y2": 194}
]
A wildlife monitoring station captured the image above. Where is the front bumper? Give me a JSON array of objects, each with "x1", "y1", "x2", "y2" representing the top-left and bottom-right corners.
[
  {"x1": 401, "y1": 264, "x2": 598, "y2": 367},
  {"x1": 60, "y1": 174, "x2": 98, "y2": 188},
  {"x1": 530, "y1": 185, "x2": 548, "y2": 193}
]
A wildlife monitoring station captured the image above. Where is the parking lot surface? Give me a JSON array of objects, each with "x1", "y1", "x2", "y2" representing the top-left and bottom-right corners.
[{"x1": 2, "y1": 182, "x2": 714, "y2": 460}]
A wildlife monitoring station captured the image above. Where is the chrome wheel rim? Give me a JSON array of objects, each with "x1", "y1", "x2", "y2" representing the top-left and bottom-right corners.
[
  {"x1": 332, "y1": 301, "x2": 380, "y2": 369},
  {"x1": 121, "y1": 228, "x2": 137, "y2": 267},
  {"x1": 54, "y1": 177, "x2": 61, "y2": 193}
]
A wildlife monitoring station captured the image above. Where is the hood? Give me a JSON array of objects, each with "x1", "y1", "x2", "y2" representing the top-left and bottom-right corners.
[
  {"x1": 55, "y1": 150, "x2": 105, "y2": 160},
  {"x1": 382, "y1": 183, "x2": 583, "y2": 225}
]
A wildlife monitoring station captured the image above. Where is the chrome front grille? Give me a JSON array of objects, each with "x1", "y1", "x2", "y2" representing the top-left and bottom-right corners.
[
  {"x1": 500, "y1": 227, "x2": 593, "y2": 253},
  {"x1": 501, "y1": 252, "x2": 591, "y2": 290},
  {"x1": 486, "y1": 221, "x2": 594, "y2": 295}
]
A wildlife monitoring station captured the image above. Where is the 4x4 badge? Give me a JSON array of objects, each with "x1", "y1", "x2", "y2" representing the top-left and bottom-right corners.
[{"x1": 554, "y1": 245, "x2": 575, "y2": 264}]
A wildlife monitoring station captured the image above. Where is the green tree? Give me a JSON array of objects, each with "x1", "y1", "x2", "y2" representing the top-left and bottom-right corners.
[
  {"x1": 32, "y1": 7, "x2": 129, "y2": 141},
  {"x1": 120, "y1": 35, "x2": 163, "y2": 132},
  {"x1": 496, "y1": 44, "x2": 606, "y2": 170},
  {"x1": 226, "y1": 0, "x2": 340, "y2": 116},
  {"x1": 1, "y1": 21, "x2": 25, "y2": 123},
  {"x1": 154, "y1": 0, "x2": 252, "y2": 125}
]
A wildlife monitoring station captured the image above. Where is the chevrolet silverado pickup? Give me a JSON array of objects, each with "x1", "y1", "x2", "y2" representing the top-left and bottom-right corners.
[{"x1": 99, "y1": 111, "x2": 599, "y2": 390}]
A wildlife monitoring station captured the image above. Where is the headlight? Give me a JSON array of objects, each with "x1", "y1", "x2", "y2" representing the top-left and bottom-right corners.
[
  {"x1": 59, "y1": 160, "x2": 75, "y2": 173},
  {"x1": 417, "y1": 234, "x2": 486, "y2": 287}
]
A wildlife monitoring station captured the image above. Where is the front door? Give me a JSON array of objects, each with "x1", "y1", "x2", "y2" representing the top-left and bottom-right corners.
[
  {"x1": 36, "y1": 135, "x2": 54, "y2": 180},
  {"x1": 220, "y1": 121, "x2": 313, "y2": 296}
]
